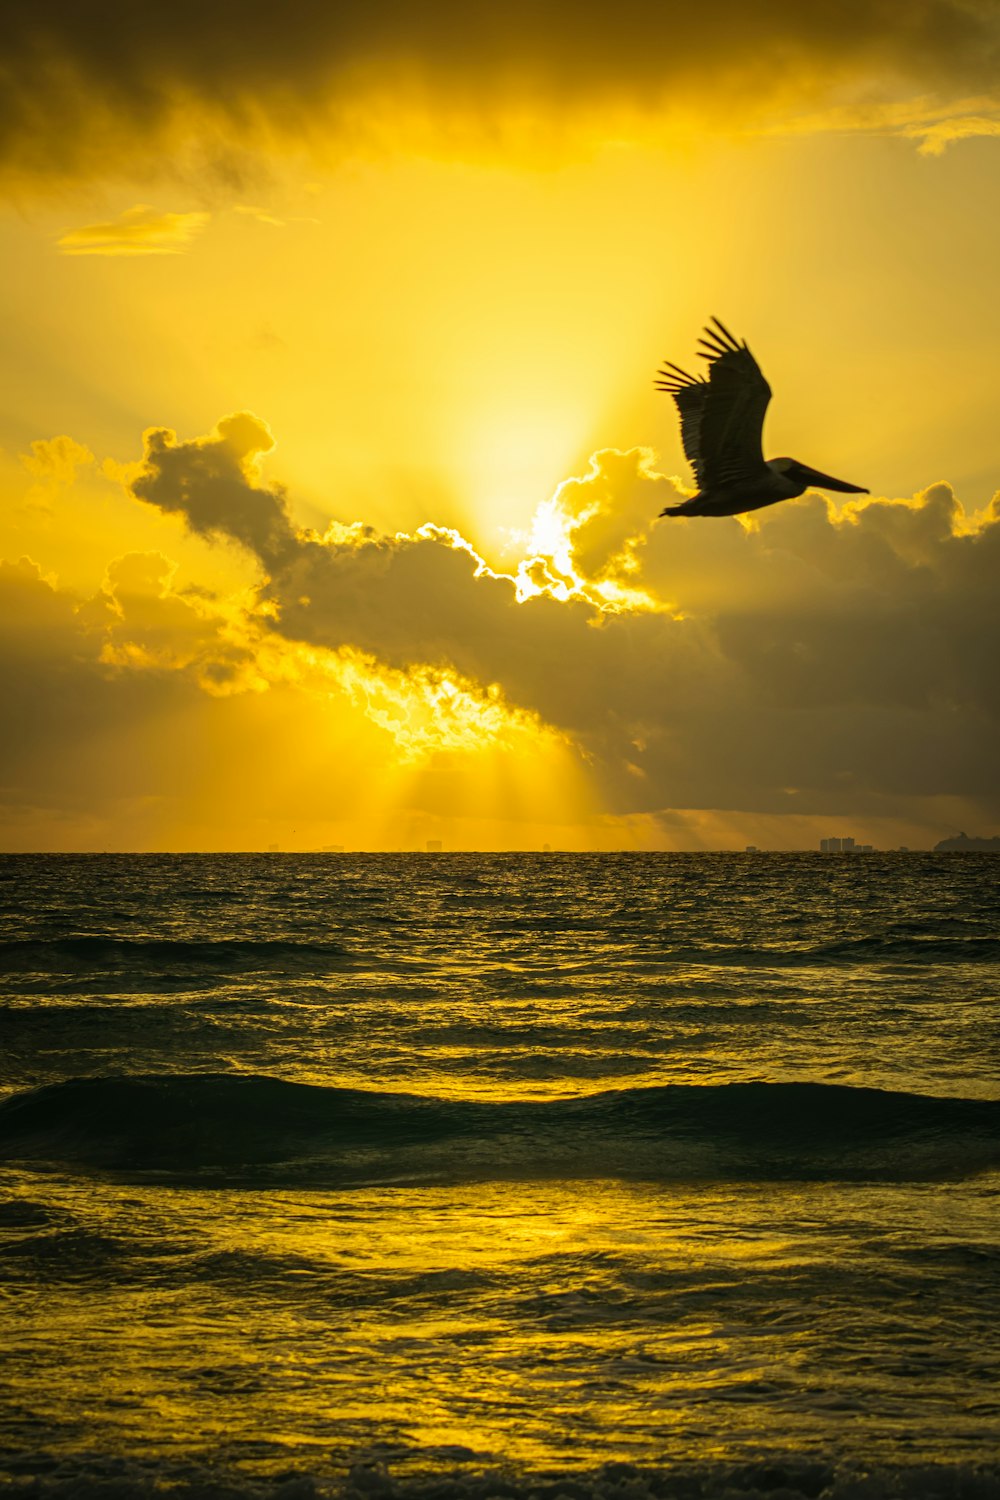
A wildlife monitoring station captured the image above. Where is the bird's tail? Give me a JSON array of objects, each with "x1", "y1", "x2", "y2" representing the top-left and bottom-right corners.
[{"x1": 659, "y1": 502, "x2": 692, "y2": 517}]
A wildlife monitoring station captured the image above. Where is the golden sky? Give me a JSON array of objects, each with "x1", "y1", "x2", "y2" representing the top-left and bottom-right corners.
[{"x1": 2, "y1": 0, "x2": 1000, "y2": 850}]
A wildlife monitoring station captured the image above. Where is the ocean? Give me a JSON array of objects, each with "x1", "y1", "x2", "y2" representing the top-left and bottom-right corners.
[{"x1": 1, "y1": 852, "x2": 998, "y2": 1500}]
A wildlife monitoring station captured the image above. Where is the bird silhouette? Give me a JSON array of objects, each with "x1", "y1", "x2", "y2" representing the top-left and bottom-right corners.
[{"x1": 656, "y1": 318, "x2": 868, "y2": 517}]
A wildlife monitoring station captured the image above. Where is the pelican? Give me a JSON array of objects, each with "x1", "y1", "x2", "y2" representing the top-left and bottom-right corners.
[{"x1": 656, "y1": 318, "x2": 868, "y2": 517}]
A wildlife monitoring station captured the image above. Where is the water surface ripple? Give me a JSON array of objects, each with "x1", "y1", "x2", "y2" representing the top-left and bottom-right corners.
[{"x1": 1, "y1": 853, "x2": 998, "y2": 1492}]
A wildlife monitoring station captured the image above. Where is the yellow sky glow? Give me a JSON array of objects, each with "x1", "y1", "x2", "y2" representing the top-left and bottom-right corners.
[{"x1": 3, "y1": 39, "x2": 1000, "y2": 849}]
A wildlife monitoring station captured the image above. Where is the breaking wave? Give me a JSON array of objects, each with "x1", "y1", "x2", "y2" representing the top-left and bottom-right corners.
[{"x1": 2, "y1": 1074, "x2": 997, "y2": 1185}]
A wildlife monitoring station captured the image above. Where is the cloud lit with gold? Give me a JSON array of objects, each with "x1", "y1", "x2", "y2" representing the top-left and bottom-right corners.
[
  {"x1": 3, "y1": 5, "x2": 1000, "y2": 1497},
  {"x1": 3, "y1": 0, "x2": 1000, "y2": 851}
]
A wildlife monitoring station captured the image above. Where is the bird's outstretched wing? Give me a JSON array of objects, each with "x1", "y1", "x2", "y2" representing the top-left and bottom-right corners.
[
  {"x1": 654, "y1": 361, "x2": 709, "y2": 486},
  {"x1": 655, "y1": 318, "x2": 772, "y2": 490}
]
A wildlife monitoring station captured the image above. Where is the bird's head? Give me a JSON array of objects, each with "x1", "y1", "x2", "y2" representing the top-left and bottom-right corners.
[{"x1": 771, "y1": 457, "x2": 869, "y2": 496}]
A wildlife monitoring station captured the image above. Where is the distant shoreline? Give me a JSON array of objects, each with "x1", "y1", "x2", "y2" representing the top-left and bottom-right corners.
[{"x1": 2, "y1": 847, "x2": 1000, "y2": 857}]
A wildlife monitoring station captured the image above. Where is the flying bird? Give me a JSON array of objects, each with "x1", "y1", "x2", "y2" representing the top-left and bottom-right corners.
[{"x1": 655, "y1": 318, "x2": 868, "y2": 517}]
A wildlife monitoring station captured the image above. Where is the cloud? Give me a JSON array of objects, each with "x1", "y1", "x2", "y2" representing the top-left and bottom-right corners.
[
  {"x1": 766, "y1": 89, "x2": 1000, "y2": 153},
  {"x1": 126, "y1": 414, "x2": 1000, "y2": 834},
  {"x1": 0, "y1": 544, "x2": 583, "y2": 851},
  {"x1": 0, "y1": 554, "x2": 187, "y2": 815},
  {"x1": 906, "y1": 111, "x2": 1000, "y2": 153},
  {"x1": 4, "y1": 415, "x2": 1000, "y2": 848},
  {"x1": 6, "y1": 1, "x2": 1000, "y2": 185},
  {"x1": 86, "y1": 550, "x2": 269, "y2": 695},
  {"x1": 17, "y1": 436, "x2": 96, "y2": 519},
  {"x1": 517, "y1": 448, "x2": 681, "y2": 608},
  {"x1": 20, "y1": 435, "x2": 94, "y2": 482},
  {"x1": 56, "y1": 205, "x2": 209, "y2": 256},
  {"x1": 233, "y1": 204, "x2": 285, "y2": 227},
  {"x1": 130, "y1": 414, "x2": 298, "y2": 566}
]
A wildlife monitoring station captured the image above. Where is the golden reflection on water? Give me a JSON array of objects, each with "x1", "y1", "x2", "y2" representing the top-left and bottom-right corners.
[{"x1": 5, "y1": 1169, "x2": 997, "y2": 1479}]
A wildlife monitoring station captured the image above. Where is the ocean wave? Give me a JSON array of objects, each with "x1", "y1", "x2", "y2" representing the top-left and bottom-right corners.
[
  {"x1": 655, "y1": 935, "x2": 1000, "y2": 968},
  {"x1": 3, "y1": 930, "x2": 998, "y2": 981},
  {"x1": 802, "y1": 934, "x2": 1000, "y2": 965},
  {"x1": 1, "y1": 1074, "x2": 997, "y2": 1186},
  {"x1": 0, "y1": 936, "x2": 350, "y2": 975}
]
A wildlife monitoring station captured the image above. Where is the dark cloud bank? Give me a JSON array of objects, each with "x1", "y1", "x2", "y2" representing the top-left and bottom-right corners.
[
  {"x1": 118, "y1": 414, "x2": 1000, "y2": 828},
  {"x1": 4, "y1": 0, "x2": 1000, "y2": 179},
  {"x1": 2, "y1": 409, "x2": 998, "y2": 840}
]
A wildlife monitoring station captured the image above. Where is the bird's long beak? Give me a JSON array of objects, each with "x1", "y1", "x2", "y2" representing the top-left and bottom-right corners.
[{"x1": 798, "y1": 465, "x2": 868, "y2": 495}]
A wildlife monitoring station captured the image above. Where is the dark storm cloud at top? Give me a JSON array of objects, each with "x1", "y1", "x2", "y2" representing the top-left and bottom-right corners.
[{"x1": 3, "y1": 0, "x2": 1000, "y2": 178}]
